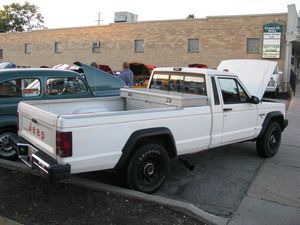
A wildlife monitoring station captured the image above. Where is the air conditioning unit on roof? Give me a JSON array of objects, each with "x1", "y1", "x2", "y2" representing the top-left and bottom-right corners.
[{"x1": 114, "y1": 12, "x2": 138, "y2": 23}]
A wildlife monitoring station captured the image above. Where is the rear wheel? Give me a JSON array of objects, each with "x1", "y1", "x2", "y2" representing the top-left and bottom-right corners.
[
  {"x1": 0, "y1": 128, "x2": 18, "y2": 160},
  {"x1": 256, "y1": 122, "x2": 281, "y2": 158},
  {"x1": 126, "y1": 143, "x2": 170, "y2": 193}
]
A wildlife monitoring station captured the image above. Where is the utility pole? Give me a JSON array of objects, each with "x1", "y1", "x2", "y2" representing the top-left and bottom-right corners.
[{"x1": 96, "y1": 12, "x2": 103, "y2": 26}]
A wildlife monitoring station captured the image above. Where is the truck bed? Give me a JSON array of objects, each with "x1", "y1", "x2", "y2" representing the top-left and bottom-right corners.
[
  {"x1": 18, "y1": 88, "x2": 211, "y2": 172},
  {"x1": 22, "y1": 88, "x2": 208, "y2": 116}
]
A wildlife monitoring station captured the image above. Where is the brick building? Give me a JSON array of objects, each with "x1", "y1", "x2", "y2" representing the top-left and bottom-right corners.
[{"x1": 0, "y1": 4, "x2": 299, "y2": 91}]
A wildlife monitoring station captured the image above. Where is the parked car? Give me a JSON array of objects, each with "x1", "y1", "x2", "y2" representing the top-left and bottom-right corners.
[
  {"x1": 188, "y1": 63, "x2": 208, "y2": 68},
  {"x1": 98, "y1": 64, "x2": 113, "y2": 75},
  {"x1": 0, "y1": 64, "x2": 124, "y2": 160},
  {"x1": 0, "y1": 62, "x2": 16, "y2": 69},
  {"x1": 265, "y1": 68, "x2": 282, "y2": 96},
  {"x1": 129, "y1": 62, "x2": 152, "y2": 88},
  {"x1": 53, "y1": 62, "x2": 124, "y2": 96},
  {"x1": 146, "y1": 64, "x2": 157, "y2": 74}
]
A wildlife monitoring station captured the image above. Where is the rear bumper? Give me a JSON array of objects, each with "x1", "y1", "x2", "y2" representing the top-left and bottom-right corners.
[{"x1": 9, "y1": 135, "x2": 70, "y2": 179}]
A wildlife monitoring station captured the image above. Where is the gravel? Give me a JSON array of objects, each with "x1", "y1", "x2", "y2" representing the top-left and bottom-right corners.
[{"x1": 0, "y1": 167, "x2": 204, "y2": 225}]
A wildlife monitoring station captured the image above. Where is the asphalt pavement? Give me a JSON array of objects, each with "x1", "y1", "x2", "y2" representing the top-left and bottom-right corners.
[{"x1": 228, "y1": 84, "x2": 300, "y2": 225}]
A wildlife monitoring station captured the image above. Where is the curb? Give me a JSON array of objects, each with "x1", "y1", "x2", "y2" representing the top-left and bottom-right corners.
[
  {"x1": 0, "y1": 159, "x2": 228, "y2": 225},
  {"x1": 65, "y1": 176, "x2": 229, "y2": 225},
  {"x1": 0, "y1": 216, "x2": 23, "y2": 225}
]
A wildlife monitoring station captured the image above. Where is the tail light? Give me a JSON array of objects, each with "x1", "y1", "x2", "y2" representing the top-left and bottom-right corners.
[{"x1": 56, "y1": 131, "x2": 72, "y2": 157}]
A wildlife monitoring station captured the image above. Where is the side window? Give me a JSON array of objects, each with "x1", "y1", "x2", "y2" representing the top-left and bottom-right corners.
[
  {"x1": 0, "y1": 78, "x2": 40, "y2": 98},
  {"x1": 22, "y1": 79, "x2": 41, "y2": 97},
  {"x1": 184, "y1": 75, "x2": 207, "y2": 96},
  {"x1": 218, "y1": 78, "x2": 249, "y2": 104},
  {"x1": 149, "y1": 74, "x2": 169, "y2": 91},
  {"x1": 46, "y1": 77, "x2": 88, "y2": 96}
]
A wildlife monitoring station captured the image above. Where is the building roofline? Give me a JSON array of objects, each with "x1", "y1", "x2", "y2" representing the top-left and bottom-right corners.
[
  {"x1": 206, "y1": 12, "x2": 287, "y2": 19},
  {"x1": 0, "y1": 12, "x2": 287, "y2": 35}
]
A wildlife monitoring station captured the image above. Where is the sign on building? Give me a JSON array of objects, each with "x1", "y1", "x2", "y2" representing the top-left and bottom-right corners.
[{"x1": 262, "y1": 23, "x2": 282, "y2": 59}]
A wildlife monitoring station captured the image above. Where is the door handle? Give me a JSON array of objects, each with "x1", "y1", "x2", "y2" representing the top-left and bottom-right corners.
[{"x1": 223, "y1": 108, "x2": 232, "y2": 112}]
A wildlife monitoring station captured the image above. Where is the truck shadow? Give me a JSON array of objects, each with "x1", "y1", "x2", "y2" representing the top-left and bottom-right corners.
[{"x1": 78, "y1": 141, "x2": 266, "y2": 218}]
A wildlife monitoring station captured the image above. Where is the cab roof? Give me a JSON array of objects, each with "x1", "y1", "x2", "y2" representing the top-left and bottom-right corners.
[{"x1": 152, "y1": 67, "x2": 237, "y2": 77}]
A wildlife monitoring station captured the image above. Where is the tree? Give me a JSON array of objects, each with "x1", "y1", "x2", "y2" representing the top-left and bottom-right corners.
[
  {"x1": 186, "y1": 14, "x2": 195, "y2": 19},
  {"x1": 0, "y1": 2, "x2": 45, "y2": 32}
]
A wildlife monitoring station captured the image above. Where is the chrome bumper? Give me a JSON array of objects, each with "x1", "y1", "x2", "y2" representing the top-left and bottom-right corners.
[{"x1": 9, "y1": 135, "x2": 70, "y2": 179}]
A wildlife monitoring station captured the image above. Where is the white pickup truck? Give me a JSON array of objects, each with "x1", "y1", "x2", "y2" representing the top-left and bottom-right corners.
[{"x1": 11, "y1": 64, "x2": 288, "y2": 193}]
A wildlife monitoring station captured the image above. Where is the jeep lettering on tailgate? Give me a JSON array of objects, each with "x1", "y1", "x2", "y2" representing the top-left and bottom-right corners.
[{"x1": 28, "y1": 122, "x2": 45, "y2": 141}]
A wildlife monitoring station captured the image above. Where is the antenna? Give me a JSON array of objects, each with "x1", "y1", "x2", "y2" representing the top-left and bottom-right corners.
[{"x1": 96, "y1": 12, "x2": 103, "y2": 25}]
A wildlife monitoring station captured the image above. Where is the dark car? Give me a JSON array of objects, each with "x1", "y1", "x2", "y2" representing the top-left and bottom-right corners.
[
  {"x1": 188, "y1": 63, "x2": 208, "y2": 68},
  {"x1": 98, "y1": 64, "x2": 113, "y2": 75},
  {"x1": 129, "y1": 62, "x2": 152, "y2": 88},
  {"x1": 0, "y1": 65, "x2": 124, "y2": 160},
  {"x1": 0, "y1": 62, "x2": 17, "y2": 69}
]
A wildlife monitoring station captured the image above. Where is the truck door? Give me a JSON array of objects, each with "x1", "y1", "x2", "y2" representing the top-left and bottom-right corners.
[{"x1": 217, "y1": 77, "x2": 258, "y2": 143}]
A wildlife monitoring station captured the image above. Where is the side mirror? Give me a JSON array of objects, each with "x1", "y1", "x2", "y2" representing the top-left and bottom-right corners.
[{"x1": 250, "y1": 96, "x2": 260, "y2": 104}]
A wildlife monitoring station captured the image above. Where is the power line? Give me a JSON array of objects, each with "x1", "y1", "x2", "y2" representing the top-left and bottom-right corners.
[{"x1": 96, "y1": 12, "x2": 103, "y2": 26}]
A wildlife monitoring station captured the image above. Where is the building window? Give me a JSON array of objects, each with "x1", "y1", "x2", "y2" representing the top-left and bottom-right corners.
[
  {"x1": 92, "y1": 41, "x2": 101, "y2": 53},
  {"x1": 247, "y1": 38, "x2": 260, "y2": 53},
  {"x1": 24, "y1": 43, "x2": 31, "y2": 54},
  {"x1": 134, "y1": 39, "x2": 144, "y2": 53},
  {"x1": 0, "y1": 49, "x2": 3, "y2": 59},
  {"x1": 54, "y1": 42, "x2": 62, "y2": 53},
  {"x1": 188, "y1": 38, "x2": 199, "y2": 53}
]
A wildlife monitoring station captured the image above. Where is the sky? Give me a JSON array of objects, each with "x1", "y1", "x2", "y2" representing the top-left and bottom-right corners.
[{"x1": 0, "y1": 0, "x2": 300, "y2": 29}]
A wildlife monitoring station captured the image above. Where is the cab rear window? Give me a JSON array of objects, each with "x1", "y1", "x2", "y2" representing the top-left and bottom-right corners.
[{"x1": 150, "y1": 72, "x2": 207, "y2": 96}]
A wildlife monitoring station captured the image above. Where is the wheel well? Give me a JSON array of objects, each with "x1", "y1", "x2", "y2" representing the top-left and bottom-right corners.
[
  {"x1": 114, "y1": 129, "x2": 177, "y2": 171},
  {"x1": 133, "y1": 134, "x2": 177, "y2": 158},
  {"x1": 257, "y1": 112, "x2": 285, "y2": 140},
  {"x1": 270, "y1": 116, "x2": 284, "y2": 131}
]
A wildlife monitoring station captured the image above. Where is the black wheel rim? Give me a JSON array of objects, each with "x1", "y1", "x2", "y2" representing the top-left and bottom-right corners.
[
  {"x1": 0, "y1": 133, "x2": 14, "y2": 156},
  {"x1": 138, "y1": 155, "x2": 161, "y2": 187},
  {"x1": 268, "y1": 127, "x2": 281, "y2": 153}
]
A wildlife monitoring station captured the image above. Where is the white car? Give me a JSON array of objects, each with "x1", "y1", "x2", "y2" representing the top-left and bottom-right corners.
[{"x1": 265, "y1": 67, "x2": 282, "y2": 96}]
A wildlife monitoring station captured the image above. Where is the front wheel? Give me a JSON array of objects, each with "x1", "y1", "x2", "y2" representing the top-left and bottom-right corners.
[
  {"x1": 256, "y1": 122, "x2": 282, "y2": 158},
  {"x1": 126, "y1": 143, "x2": 170, "y2": 193}
]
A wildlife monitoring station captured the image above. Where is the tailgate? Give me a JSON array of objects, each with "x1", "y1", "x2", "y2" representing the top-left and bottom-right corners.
[{"x1": 18, "y1": 102, "x2": 58, "y2": 159}]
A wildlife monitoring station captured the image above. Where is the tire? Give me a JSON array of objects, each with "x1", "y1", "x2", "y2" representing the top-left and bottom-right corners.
[
  {"x1": 126, "y1": 143, "x2": 170, "y2": 193},
  {"x1": 256, "y1": 122, "x2": 281, "y2": 158},
  {"x1": 0, "y1": 128, "x2": 18, "y2": 160}
]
